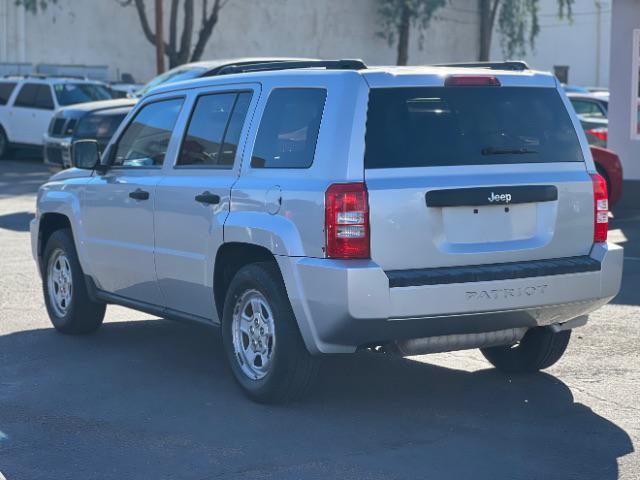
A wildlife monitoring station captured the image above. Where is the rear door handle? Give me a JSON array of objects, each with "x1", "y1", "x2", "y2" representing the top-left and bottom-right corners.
[
  {"x1": 195, "y1": 191, "x2": 220, "y2": 205},
  {"x1": 129, "y1": 188, "x2": 150, "y2": 200}
]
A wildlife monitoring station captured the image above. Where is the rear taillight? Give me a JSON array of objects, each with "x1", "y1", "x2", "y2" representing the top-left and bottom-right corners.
[
  {"x1": 445, "y1": 75, "x2": 501, "y2": 87},
  {"x1": 591, "y1": 173, "x2": 608, "y2": 243},
  {"x1": 586, "y1": 127, "x2": 608, "y2": 143},
  {"x1": 325, "y1": 183, "x2": 370, "y2": 259}
]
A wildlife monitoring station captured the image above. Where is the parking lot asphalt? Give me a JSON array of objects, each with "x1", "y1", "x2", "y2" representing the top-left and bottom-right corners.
[{"x1": 0, "y1": 157, "x2": 638, "y2": 480}]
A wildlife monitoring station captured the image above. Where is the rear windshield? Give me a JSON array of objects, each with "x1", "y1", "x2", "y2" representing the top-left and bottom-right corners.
[
  {"x1": 54, "y1": 83, "x2": 113, "y2": 106},
  {"x1": 364, "y1": 87, "x2": 584, "y2": 168}
]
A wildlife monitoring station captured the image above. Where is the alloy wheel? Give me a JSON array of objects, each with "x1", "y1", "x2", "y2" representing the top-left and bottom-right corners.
[
  {"x1": 231, "y1": 289, "x2": 276, "y2": 380},
  {"x1": 47, "y1": 249, "x2": 73, "y2": 317}
]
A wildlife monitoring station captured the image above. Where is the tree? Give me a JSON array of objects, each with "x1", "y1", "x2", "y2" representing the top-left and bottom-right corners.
[
  {"x1": 377, "y1": 0, "x2": 448, "y2": 66},
  {"x1": 478, "y1": 0, "x2": 574, "y2": 61},
  {"x1": 16, "y1": 0, "x2": 230, "y2": 69}
]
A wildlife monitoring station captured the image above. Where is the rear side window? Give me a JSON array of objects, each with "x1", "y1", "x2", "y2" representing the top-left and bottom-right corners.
[
  {"x1": 14, "y1": 84, "x2": 53, "y2": 110},
  {"x1": 364, "y1": 87, "x2": 584, "y2": 168},
  {"x1": 112, "y1": 98, "x2": 183, "y2": 168},
  {"x1": 251, "y1": 88, "x2": 326, "y2": 168},
  {"x1": 177, "y1": 91, "x2": 252, "y2": 168},
  {"x1": 0, "y1": 82, "x2": 17, "y2": 105},
  {"x1": 14, "y1": 83, "x2": 39, "y2": 108}
]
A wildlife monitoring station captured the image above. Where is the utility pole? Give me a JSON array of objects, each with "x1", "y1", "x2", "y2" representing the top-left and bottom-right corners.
[
  {"x1": 155, "y1": 0, "x2": 165, "y2": 74},
  {"x1": 595, "y1": 0, "x2": 602, "y2": 87}
]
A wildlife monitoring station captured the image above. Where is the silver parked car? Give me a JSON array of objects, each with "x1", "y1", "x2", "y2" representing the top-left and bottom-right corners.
[{"x1": 30, "y1": 60, "x2": 623, "y2": 403}]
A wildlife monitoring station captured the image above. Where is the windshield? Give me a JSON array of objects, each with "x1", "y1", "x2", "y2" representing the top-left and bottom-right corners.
[
  {"x1": 54, "y1": 83, "x2": 113, "y2": 106},
  {"x1": 134, "y1": 66, "x2": 207, "y2": 97},
  {"x1": 75, "y1": 110, "x2": 130, "y2": 140},
  {"x1": 365, "y1": 86, "x2": 584, "y2": 168}
]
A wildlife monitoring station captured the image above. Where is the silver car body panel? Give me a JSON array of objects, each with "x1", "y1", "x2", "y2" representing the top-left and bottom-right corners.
[{"x1": 31, "y1": 65, "x2": 623, "y2": 354}]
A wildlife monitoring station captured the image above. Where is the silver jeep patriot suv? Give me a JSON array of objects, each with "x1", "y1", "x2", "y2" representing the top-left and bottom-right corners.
[{"x1": 31, "y1": 60, "x2": 623, "y2": 403}]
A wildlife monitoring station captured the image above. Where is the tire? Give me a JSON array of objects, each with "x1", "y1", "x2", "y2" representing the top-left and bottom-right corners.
[
  {"x1": 0, "y1": 126, "x2": 10, "y2": 159},
  {"x1": 221, "y1": 261, "x2": 319, "y2": 403},
  {"x1": 480, "y1": 327, "x2": 571, "y2": 373},
  {"x1": 42, "y1": 228, "x2": 106, "y2": 334}
]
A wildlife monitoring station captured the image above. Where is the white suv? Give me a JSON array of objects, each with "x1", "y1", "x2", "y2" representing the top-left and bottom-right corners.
[
  {"x1": 0, "y1": 75, "x2": 112, "y2": 158},
  {"x1": 30, "y1": 60, "x2": 623, "y2": 403}
]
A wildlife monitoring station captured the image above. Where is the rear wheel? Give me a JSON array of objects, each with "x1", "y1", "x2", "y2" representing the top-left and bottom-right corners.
[
  {"x1": 480, "y1": 327, "x2": 571, "y2": 373},
  {"x1": 221, "y1": 262, "x2": 319, "y2": 403},
  {"x1": 42, "y1": 229, "x2": 106, "y2": 334}
]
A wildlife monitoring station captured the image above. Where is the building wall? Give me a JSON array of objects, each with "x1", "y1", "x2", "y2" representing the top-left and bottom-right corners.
[
  {"x1": 608, "y1": 0, "x2": 640, "y2": 181},
  {"x1": 0, "y1": 0, "x2": 480, "y2": 83},
  {"x1": 489, "y1": 0, "x2": 611, "y2": 88}
]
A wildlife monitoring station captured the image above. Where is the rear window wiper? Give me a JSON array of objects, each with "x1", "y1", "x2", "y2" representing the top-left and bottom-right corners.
[{"x1": 481, "y1": 147, "x2": 538, "y2": 155}]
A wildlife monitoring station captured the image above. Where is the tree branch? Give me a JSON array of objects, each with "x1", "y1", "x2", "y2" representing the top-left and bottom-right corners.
[
  {"x1": 178, "y1": 0, "x2": 194, "y2": 64},
  {"x1": 190, "y1": 0, "x2": 225, "y2": 62},
  {"x1": 118, "y1": 0, "x2": 171, "y2": 55},
  {"x1": 169, "y1": 0, "x2": 180, "y2": 55}
]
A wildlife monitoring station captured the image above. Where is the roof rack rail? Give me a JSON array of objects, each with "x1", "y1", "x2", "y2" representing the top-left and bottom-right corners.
[
  {"x1": 1, "y1": 73, "x2": 90, "y2": 80},
  {"x1": 217, "y1": 59, "x2": 367, "y2": 76},
  {"x1": 433, "y1": 61, "x2": 530, "y2": 71}
]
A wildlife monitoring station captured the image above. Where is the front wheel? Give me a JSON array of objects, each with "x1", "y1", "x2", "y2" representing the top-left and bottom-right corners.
[
  {"x1": 42, "y1": 229, "x2": 106, "y2": 334},
  {"x1": 480, "y1": 327, "x2": 571, "y2": 373},
  {"x1": 221, "y1": 262, "x2": 319, "y2": 403}
]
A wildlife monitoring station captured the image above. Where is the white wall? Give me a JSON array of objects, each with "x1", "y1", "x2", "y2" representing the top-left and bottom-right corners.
[
  {"x1": 608, "y1": 0, "x2": 640, "y2": 181},
  {"x1": 0, "y1": 0, "x2": 480, "y2": 83},
  {"x1": 490, "y1": 0, "x2": 611, "y2": 88}
]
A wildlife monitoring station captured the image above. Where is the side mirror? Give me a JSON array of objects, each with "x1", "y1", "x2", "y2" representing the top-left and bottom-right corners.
[{"x1": 72, "y1": 140, "x2": 101, "y2": 170}]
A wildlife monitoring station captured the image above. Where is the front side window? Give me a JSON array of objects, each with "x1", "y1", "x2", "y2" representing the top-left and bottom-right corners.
[
  {"x1": 177, "y1": 91, "x2": 252, "y2": 168},
  {"x1": 251, "y1": 88, "x2": 327, "y2": 169},
  {"x1": 0, "y1": 82, "x2": 17, "y2": 105},
  {"x1": 54, "y1": 83, "x2": 112, "y2": 106},
  {"x1": 35, "y1": 85, "x2": 54, "y2": 110},
  {"x1": 112, "y1": 98, "x2": 183, "y2": 168}
]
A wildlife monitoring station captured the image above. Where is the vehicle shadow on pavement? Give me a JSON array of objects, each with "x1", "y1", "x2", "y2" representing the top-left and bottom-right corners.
[
  {"x1": 0, "y1": 159, "x2": 54, "y2": 198},
  {"x1": 0, "y1": 319, "x2": 633, "y2": 480},
  {"x1": 0, "y1": 211, "x2": 34, "y2": 232},
  {"x1": 609, "y1": 208, "x2": 640, "y2": 306}
]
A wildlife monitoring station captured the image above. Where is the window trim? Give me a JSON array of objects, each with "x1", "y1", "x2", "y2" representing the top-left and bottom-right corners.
[
  {"x1": 107, "y1": 95, "x2": 186, "y2": 171},
  {"x1": 250, "y1": 87, "x2": 328, "y2": 170},
  {"x1": 174, "y1": 89, "x2": 253, "y2": 170}
]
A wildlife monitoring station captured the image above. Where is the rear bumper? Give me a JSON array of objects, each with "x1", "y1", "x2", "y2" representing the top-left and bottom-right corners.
[{"x1": 277, "y1": 242, "x2": 623, "y2": 354}]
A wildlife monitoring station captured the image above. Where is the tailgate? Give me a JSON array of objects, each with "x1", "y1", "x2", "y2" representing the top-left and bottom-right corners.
[
  {"x1": 363, "y1": 84, "x2": 594, "y2": 271},
  {"x1": 366, "y1": 164, "x2": 593, "y2": 270}
]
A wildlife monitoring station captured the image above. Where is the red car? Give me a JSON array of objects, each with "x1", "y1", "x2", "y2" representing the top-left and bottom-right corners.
[{"x1": 590, "y1": 145, "x2": 623, "y2": 206}]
